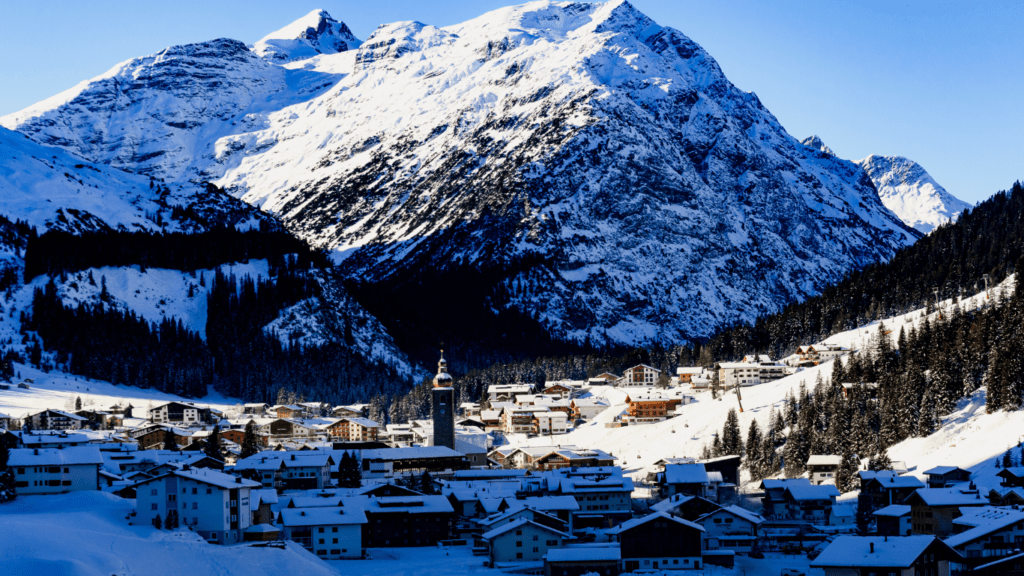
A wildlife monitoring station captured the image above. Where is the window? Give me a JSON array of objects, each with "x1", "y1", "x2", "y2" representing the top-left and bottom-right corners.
[
  {"x1": 533, "y1": 547, "x2": 538, "y2": 553},
  {"x1": 331, "y1": 549, "x2": 340, "y2": 555},
  {"x1": 319, "y1": 539, "x2": 325, "y2": 544},
  {"x1": 516, "y1": 553, "x2": 523, "y2": 559},
  {"x1": 332, "y1": 527, "x2": 338, "y2": 533},
  {"x1": 516, "y1": 542, "x2": 523, "y2": 547},
  {"x1": 206, "y1": 488, "x2": 212, "y2": 494},
  {"x1": 547, "y1": 540, "x2": 557, "y2": 546},
  {"x1": 151, "y1": 503, "x2": 159, "y2": 510},
  {"x1": 192, "y1": 502, "x2": 198, "y2": 510},
  {"x1": 191, "y1": 488, "x2": 197, "y2": 495},
  {"x1": 319, "y1": 528, "x2": 325, "y2": 533},
  {"x1": 151, "y1": 489, "x2": 158, "y2": 496},
  {"x1": 533, "y1": 535, "x2": 538, "y2": 541}
]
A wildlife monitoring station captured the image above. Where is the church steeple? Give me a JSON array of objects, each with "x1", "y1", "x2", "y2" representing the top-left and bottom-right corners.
[{"x1": 434, "y1": 350, "x2": 453, "y2": 388}]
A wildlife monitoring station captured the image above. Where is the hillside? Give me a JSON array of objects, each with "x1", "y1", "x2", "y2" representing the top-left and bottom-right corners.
[{"x1": 2, "y1": 1, "x2": 919, "y2": 350}]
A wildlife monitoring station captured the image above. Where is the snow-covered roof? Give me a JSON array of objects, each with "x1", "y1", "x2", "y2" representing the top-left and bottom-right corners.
[
  {"x1": 606, "y1": 512, "x2": 704, "y2": 535},
  {"x1": 831, "y1": 504, "x2": 854, "y2": 518},
  {"x1": 8, "y1": 446, "x2": 103, "y2": 467},
  {"x1": 278, "y1": 506, "x2": 367, "y2": 527},
  {"x1": 676, "y1": 367, "x2": 704, "y2": 375},
  {"x1": 873, "y1": 504, "x2": 911, "y2": 517},
  {"x1": 33, "y1": 409, "x2": 87, "y2": 421},
  {"x1": 806, "y1": 455, "x2": 843, "y2": 466},
  {"x1": 945, "y1": 508, "x2": 1024, "y2": 549},
  {"x1": 329, "y1": 417, "x2": 380, "y2": 428},
  {"x1": 924, "y1": 466, "x2": 968, "y2": 476},
  {"x1": 132, "y1": 467, "x2": 261, "y2": 490},
  {"x1": 360, "y1": 446, "x2": 464, "y2": 461},
  {"x1": 481, "y1": 518, "x2": 569, "y2": 540},
  {"x1": 361, "y1": 496, "x2": 454, "y2": 515},
  {"x1": 663, "y1": 463, "x2": 708, "y2": 484},
  {"x1": 12, "y1": 431, "x2": 91, "y2": 445},
  {"x1": 252, "y1": 488, "x2": 279, "y2": 506},
  {"x1": 650, "y1": 494, "x2": 697, "y2": 513},
  {"x1": 811, "y1": 536, "x2": 950, "y2": 568},
  {"x1": 784, "y1": 484, "x2": 839, "y2": 501},
  {"x1": 514, "y1": 496, "x2": 580, "y2": 511},
  {"x1": 545, "y1": 547, "x2": 620, "y2": 562},
  {"x1": 908, "y1": 487, "x2": 985, "y2": 506},
  {"x1": 244, "y1": 523, "x2": 281, "y2": 533},
  {"x1": 866, "y1": 475, "x2": 924, "y2": 489}
]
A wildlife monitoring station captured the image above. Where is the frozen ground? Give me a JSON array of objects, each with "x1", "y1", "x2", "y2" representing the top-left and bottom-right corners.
[{"x1": 0, "y1": 492, "x2": 337, "y2": 576}]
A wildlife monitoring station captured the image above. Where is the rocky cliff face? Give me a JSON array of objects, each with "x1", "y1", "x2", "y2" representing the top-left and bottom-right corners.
[
  {"x1": 2, "y1": 1, "x2": 920, "y2": 345},
  {"x1": 856, "y1": 155, "x2": 972, "y2": 234},
  {"x1": 253, "y1": 9, "x2": 362, "y2": 62}
]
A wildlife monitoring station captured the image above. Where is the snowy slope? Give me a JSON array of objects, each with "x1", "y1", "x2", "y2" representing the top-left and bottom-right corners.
[
  {"x1": 0, "y1": 126, "x2": 269, "y2": 233},
  {"x1": 504, "y1": 274, "x2": 1019, "y2": 489},
  {"x1": 856, "y1": 154, "x2": 973, "y2": 234},
  {"x1": 0, "y1": 492, "x2": 338, "y2": 576},
  {"x1": 0, "y1": 1, "x2": 920, "y2": 345},
  {"x1": 253, "y1": 9, "x2": 362, "y2": 62}
]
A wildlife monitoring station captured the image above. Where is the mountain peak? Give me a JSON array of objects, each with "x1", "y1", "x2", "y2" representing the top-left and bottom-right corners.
[
  {"x1": 801, "y1": 135, "x2": 835, "y2": 157},
  {"x1": 253, "y1": 9, "x2": 361, "y2": 62},
  {"x1": 856, "y1": 155, "x2": 972, "y2": 234}
]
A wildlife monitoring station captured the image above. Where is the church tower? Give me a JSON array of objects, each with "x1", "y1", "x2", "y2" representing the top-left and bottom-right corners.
[{"x1": 431, "y1": 351, "x2": 456, "y2": 450}]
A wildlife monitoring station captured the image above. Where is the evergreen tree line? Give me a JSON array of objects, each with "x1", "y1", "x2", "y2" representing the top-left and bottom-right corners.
[
  {"x1": 23, "y1": 224, "x2": 328, "y2": 279},
  {"x1": 0, "y1": 214, "x2": 36, "y2": 292},
  {"x1": 703, "y1": 273, "x2": 1024, "y2": 493}
]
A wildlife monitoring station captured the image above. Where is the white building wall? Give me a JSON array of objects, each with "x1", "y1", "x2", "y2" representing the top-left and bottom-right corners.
[
  {"x1": 13, "y1": 464, "x2": 98, "y2": 494},
  {"x1": 310, "y1": 524, "x2": 362, "y2": 559}
]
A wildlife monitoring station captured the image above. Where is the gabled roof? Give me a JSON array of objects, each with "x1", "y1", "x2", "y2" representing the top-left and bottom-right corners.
[
  {"x1": 481, "y1": 518, "x2": 569, "y2": 540},
  {"x1": 697, "y1": 505, "x2": 764, "y2": 525},
  {"x1": 811, "y1": 536, "x2": 955, "y2": 568},
  {"x1": 905, "y1": 487, "x2": 985, "y2": 507},
  {"x1": 866, "y1": 475, "x2": 925, "y2": 489},
  {"x1": 784, "y1": 484, "x2": 839, "y2": 501},
  {"x1": 945, "y1": 508, "x2": 1024, "y2": 549},
  {"x1": 873, "y1": 504, "x2": 911, "y2": 517},
  {"x1": 760, "y1": 478, "x2": 811, "y2": 490},
  {"x1": 8, "y1": 446, "x2": 103, "y2": 466},
  {"x1": 133, "y1": 467, "x2": 261, "y2": 490},
  {"x1": 663, "y1": 463, "x2": 708, "y2": 485},
  {"x1": 33, "y1": 409, "x2": 87, "y2": 421},
  {"x1": 278, "y1": 505, "x2": 367, "y2": 527},
  {"x1": 363, "y1": 495, "x2": 455, "y2": 515},
  {"x1": 996, "y1": 467, "x2": 1024, "y2": 479},
  {"x1": 606, "y1": 511, "x2": 704, "y2": 535},
  {"x1": 924, "y1": 466, "x2": 969, "y2": 476},
  {"x1": 806, "y1": 455, "x2": 842, "y2": 467}
]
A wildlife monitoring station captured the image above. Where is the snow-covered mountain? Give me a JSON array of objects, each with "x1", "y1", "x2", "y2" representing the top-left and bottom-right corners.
[
  {"x1": 800, "y1": 135, "x2": 835, "y2": 157},
  {"x1": 0, "y1": 125, "x2": 414, "y2": 382},
  {"x1": 1, "y1": 1, "x2": 921, "y2": 345},
  {"x1": 856, "y1": 154, "x2": 972, "y2": 234},
  {"x1": 253, "y1": 9, "x2": 361, "y2": 62}
]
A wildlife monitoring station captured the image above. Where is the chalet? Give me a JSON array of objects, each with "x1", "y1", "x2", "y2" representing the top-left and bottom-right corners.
[
  {"x1": 242, "y1": 403, "x2": 268, "y2": 415},
  {"x1": 997, "y1": 467, "x2": 1024, "y2": 488},
  {"x1": 324, "y1": 417, "x2": 380, "y2": 442},
  {"x1": 5, "y1": 430, "x2": 89, "y2": 449},
  {"x1": 133, "y1": 467, "x2": 261, "y2": 545},
  {"x1": 148, "y1": 402, "x2": 211, "y2": 425},
  {"x1": 278, "y1": 505, "x2": 367, "y2": 559},
  {"x1": 362, "y1": 495, "x2": 455, "y2": 547},
  {"x1": 841, "y1": 382, "x2": 879, "y2": 400},
  {"x1": 616, "y1": 364, "x2": 661, "y2": 387},
  {"x1": 541, "y1": 383, "x2": 574, "y2": 399},
  {"x1": 25, "y1": 409, "x2": 87, "y2": 431},
  {"x1": 659, "y1": 463, "x2": 712, "y2": 498},
  {"x1": 531, "y1": 448, "x2": 616, "y2": 472},
  {"x1": 131, "y1": 424, "x2": 192, "y2": 450},
  {"x1": 776, "y1": 483, "x2": 839, "y2": 523},
  {"x1": 622, "y1": 389, "x2": 689, "y2": 424},
  {"x1": 906, "y1": 486, "x2": 988, "y2": 537},
  {"x1": 534, "y1": 411, "x2": 568, "y2": 436},
  {"x1": 990, "y1": 487, "x2": 1024, "y2": 507},
  {"x1": 696, "y1": 505, "x2": 764, "y2": 556},
  {"x1": 251, "y1": 489, "x2": 278, "y2": 525},
  {"x1": 944, "y1": 506, "x2": 1024, "y2": 561},
  {"x1": 806, "y1": 454, "x2": 842, "y2": 485},
  {"x1": 0, "y1": 411, "x2": 11, "y2": 429},
  {"x1": 501, "y1": 406, "x2": 550, "y2": 435},
  {"x1": 481, "y1": 519, "x2": 569, "y2": 564},
  {"x1": 298, "y1": 402, "x2": 330, "y2": 417},
  {"x1": 270, "y1": 405, "x2": 307, "y2": 419},
  {"x1": 759, "y1": 478, "x2": 811, "y2": 518},
  {"x1": 460, "y1": 403, "x2": 482, "y2": 418},
  {"x1": 569, "y1": 398, "x2": 609, "y2": 421},
  {"x1": 234, "y1": 451, "x2": 334, "y2": 490},
  {"x1": 488, "y1": 384, "x2": 534, "y2": 403},
  {"x1": 607, "y1": 512, "x2": 705, "y2": 571},
  {"x1": 651, "y1": 494, "x2": 722, "y2": 522},
  {"x1": 264, "y1": 418, "x2": 317, "y2": 445},
  {"x1": 74, "y1": 409, "x2": 121, "y2": 429},
  {"x1": 220, "y1": 427, "x2": 268, "y2": 448},
  {"x1": 675, "y1": 367, "x2": 705, "y2": 385},
  {"x1": 476, "y1": 506, "x2": 570, "y2": 535},
  {"x1": 8, "y1": 446, "x2": 102, "y2": 494},
  {"x1": 811, "y1": 535, "x2": 962, "y2": 576},
  {"x1": 924, "y1": 466, "x2": 972, "y2": 488},
  {"x1": 698, "y1": 455, "x2": 742, "y2": 487},
  {"x1": 549, "y1": 467, "x2": 634, "y2": 528},
  {"x1": 789, "y1": 344, "x2": 851, "y2": 367},
  {"x1": 544, "y1": 546, "x2": 621, "y2": 576},
  {"x1": 862, "y1": 474, "x2": 925, "y2": 508},
  {"x1": 873, "y1": 504, "x2": 912, "y2": 536}
]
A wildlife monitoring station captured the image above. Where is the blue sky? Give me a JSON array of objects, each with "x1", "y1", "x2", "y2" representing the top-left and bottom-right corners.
[{"x1": 0, "y1": 0, "x2": 1020, "y2": 204}]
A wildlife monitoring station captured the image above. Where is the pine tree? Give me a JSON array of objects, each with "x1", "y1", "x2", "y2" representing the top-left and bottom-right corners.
[
  {"x1": 720, "y1": 409, "x2": 744, "y2": 457},
  {"x1": 152, "y1": 513, "x2": 163, "y2": 529},
  {"x1": 867, "y1": 449, "x2": 893, "y2": 472},
  {"x1": 760, "y1": 434, "x2": 779, "y2": 479},
  {"x1": 855, "y1": 492, "x2": 874, "y2": 535},
  {"x1": 745, "y1": 420, "x2": 763, "y2": 479},
  {"x1": 420, "y1": 471, "x2": 434, "y2": 495},
  {"x1": 204, "y1": 425, "x2": 222, "y2": 461},
  {"x1": 0, "y1": 441, "x2": 15, "y2": 503},
  {"x1": 75, "y1": 396, "x2": 82, "y2": 410},
  {"x1": 166, "y1": 509, "x2": 179, "y2": 529},
  {"x1": 916, "y1": 390, "x2": 938, "y2": 437},
  {"x1": 239, "y1": 421, "x2": 260, "y2": 459},
  {"x1": 1003, "y1": 449, "x2": 1015, "y2": 468},
  {"x1": 163, "y1": 429, "x2": 177, "y2": 451},
  {"x1": 835, "y1": 445, "x2": 859, "y2": 493},
  {"x1": 338, "y1": 452, "x2": 362, "y2": 489}
]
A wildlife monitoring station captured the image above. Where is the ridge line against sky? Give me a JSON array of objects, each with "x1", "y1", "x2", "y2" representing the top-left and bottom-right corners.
[{"x1": 0, "y1": 0, "x2": 1021, "y2": 204}]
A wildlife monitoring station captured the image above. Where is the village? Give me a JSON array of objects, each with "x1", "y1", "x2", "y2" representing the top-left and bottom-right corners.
[{"x1": 2, "y1": 342, "x2": 1022, "y2": 576}]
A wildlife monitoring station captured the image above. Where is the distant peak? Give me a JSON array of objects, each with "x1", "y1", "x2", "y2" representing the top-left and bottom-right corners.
[
  {"x1": 801, "y1": 135, "x2": 834, "y2": 157},
  {"x1": 253, "y1": 8, "x2": 361, "y2": 62}
]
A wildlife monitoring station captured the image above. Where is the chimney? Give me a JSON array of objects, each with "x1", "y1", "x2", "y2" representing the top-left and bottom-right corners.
[
  {"x1": 291, "y1": 454, "x2": 295, "y2": 461},
  {"x1": 33, "y1": 448, "x2": 39, "y2": 455},
  {"x1": 870, "y1": 542, "x2": 874, "y2": 553},
  {"x1": 236, "y1": 477, "x2": 241, "y2": 484}
]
